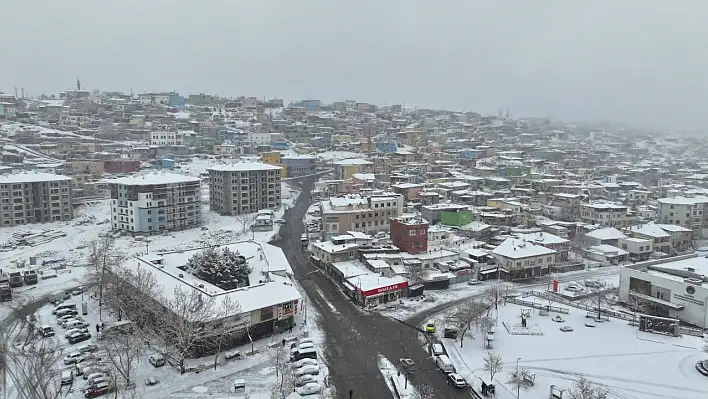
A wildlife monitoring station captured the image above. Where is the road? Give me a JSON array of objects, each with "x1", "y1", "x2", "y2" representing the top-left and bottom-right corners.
[
  {"x1": 273, "y1": 177, "x2": 472, "y2": 398},
  {"x1": 274, "y1": 177, "x2": 623, "y2": 398}
]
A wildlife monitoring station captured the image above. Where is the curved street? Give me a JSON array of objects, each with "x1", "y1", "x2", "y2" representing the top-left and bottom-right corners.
[{"x1": 273, "y1": 176, "x2": 623, "y2": 398}]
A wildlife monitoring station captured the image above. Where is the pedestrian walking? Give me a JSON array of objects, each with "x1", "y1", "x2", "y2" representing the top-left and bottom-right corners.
[{"x1": 96, "y1": 323, "x2": 100, "y2": 333}]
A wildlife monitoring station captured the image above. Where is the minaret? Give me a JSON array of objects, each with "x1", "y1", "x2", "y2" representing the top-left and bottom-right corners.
[{"x1": 77, "y1": 78, "x2": 81, "y2": 91}]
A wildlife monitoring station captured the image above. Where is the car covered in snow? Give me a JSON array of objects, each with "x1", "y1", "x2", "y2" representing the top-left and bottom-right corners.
[
  {"x1": 78, "y1": 344, "x2": 99, "y2": 354},
  {"x1": 560, "y1": 325, "x2": 574, "y2": 332},
  {"x1": 144, "y1": 376, "x2": 160, "y2": 386},
  {"x1": 64, "y1": 352, "x2": 85, "y2": 365},
  {"x1": 294, "y1": 374, "x2": 318, "y2": 387},
  {"x1": 292, "y1": 358, "x2": 318, "y2": 369},
  {"x1": 431, "y1": 343, "x2": 444, "y2": 356},
  {"x1": 295, "y1": 365, "x2": 320, "y2": 377},
  {"x1": 295, "y1": 382, "x2": 321, "y2": 395}
]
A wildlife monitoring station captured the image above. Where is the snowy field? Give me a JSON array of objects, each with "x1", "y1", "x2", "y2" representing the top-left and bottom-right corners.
[{"x1": 435, "y1": 295, "x2": 708, "y2": 399}]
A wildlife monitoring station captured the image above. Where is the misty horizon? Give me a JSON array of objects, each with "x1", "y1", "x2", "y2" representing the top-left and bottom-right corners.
[{"x1": 2, "y1": 0, "x2": 706, "y2": 131}]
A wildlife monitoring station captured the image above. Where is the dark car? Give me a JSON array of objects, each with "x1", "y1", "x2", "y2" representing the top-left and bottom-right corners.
[
  {"x1": 399, "y1": 358, "x2": 416, "y2": 374},
  {"x1": 85, "y1": 386, "x2": 110, "y2": 398},
  {"x1": 443, "y1": 327, "x2": 459, "y2": 339},
  {"x1": 69, "y1": 332, "x2": 92, "y2": 345}
]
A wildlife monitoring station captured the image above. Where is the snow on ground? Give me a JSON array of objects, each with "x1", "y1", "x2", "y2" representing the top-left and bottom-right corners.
[
  {"x1": 315, "y1": 151, "x2": 367, "y2": 162},
  {"x1": 378, "y1": 354, "x2": 427, "y2": 399},
  {"x1": 435, "y1": 295, "x2": 708, "y2": 399}
]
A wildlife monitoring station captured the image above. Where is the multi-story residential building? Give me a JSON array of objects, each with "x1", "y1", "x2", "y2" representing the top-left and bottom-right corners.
[
  {"x1": 656, "y1": 196, "x2": 708, "y2": 237},
  {"x1": 580, "y1": 203, "x2": 636, "y2": 228},
  {"x1": 107, "y1": 173, "x2": 201, "y2": 233},
  {"x1": 208, "y1": 163, "x2": 282, "y2": 215},
  {"x1": 280, "y1": 155, "x2": 316, "y2": 177},
  {"x1": 0, "y1": 172, "x2": 73, "y2": 226},
  {"x1": 150, "y1": 130, "x2": 183, "y2": 146},
  {"x1": 320, "y1": 194, "x2": 404, "y2": 240},
  {"x1": 491, "y1": 237, "x2": 557, "y2": 280},
  {"x1": 390, "y1": 215, "x2": 428, "y2": 255}
]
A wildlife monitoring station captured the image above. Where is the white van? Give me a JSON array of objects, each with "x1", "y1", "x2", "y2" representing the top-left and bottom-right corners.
[
  {"x1": 53, "y1": 302, "x2": 77, "y2": 315},
  {"x1": 64, "y1": 320, "x2": 86, "y2": 330},
  {"x1": 60, "y1": 371, "x2": 73, "y2": 386},
  {"x1": 435, "y1": 355, "x2": 455, "y2": 373},
  {"x1": 233, "y1": 379, "x2": 246, "y2": 393}
]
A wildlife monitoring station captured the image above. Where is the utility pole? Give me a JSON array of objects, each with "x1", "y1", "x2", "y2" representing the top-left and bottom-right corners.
[{"x1": 516, "y1": 357, "x2": 521, "y2": 399}]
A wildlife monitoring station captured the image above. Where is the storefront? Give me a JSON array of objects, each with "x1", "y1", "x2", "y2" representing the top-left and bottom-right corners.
[{"x1": 350, "y1": 278, "x2": 409, "y2": 308}]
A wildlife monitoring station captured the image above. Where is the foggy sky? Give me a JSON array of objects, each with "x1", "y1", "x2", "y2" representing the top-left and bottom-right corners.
[{"x1": 2, "y1": 0, "x2": 707, "y2": 130}]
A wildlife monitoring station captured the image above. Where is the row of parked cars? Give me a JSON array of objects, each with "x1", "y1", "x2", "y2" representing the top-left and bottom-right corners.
[{"x1": 289, "y1": 337, "x2": 323, "y2": 396}]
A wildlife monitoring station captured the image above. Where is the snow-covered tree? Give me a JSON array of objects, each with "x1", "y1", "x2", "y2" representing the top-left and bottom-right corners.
[
  {"x1": 565, "y1": 377, "x2": 608, "y2": 399},
  {"x1": 582, "y1": 282, "x2": 616, "y2": 321},
  {"x1": 483, "y1": 351, "x2": 503, "y2": 382},
  {"x1": 452, "y1": 299, "x2": 488, "y2": 347},
  {"x1": 186, "y1": 246, "x2": 252, "y2": 289}
]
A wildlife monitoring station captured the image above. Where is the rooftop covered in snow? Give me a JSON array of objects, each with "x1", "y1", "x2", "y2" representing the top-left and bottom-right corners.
[{"x1": 104, "y1": 172, "x2": 199, "y2": 186}]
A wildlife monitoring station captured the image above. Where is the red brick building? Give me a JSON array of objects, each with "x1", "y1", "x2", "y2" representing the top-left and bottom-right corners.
[
  {"x1": 390, "y1": 216, "x2": 429, "y2": 255},
  {"x1": 104, "y1": 159, "x2": 141, "y2": 174}
]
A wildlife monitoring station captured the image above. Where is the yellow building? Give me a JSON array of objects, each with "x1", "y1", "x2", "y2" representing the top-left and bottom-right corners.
[{"x1": 261, "y1": 151, "x2": 282, "y2": 165}]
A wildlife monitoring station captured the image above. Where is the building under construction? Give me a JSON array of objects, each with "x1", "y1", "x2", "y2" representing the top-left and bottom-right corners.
[
  {"x1": 107, "y1": 172, "x2": 202, "y2": 234},
  {"x1": 0, "y1": 172, "x2": 74, "y2": 227}
]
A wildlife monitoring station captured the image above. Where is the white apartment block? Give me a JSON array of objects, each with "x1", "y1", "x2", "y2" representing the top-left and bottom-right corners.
[
  {"x1": 657, "y1": 196, "x2": 708, "y2": 237},
  {"x1": 150, "y1": 131, "x2": 183, "y2": 146},
  {"x1": 208, "y1": 163, "x2": 282, "y2": 216},
  {"x1": 247, "y1": 132, "x2": 271, "y2": 147},
  {"x1": 320, "y1": 194, "x2": 404, "y2": 240},
  {"x1": 580, "y1": 203, "x2": 636, "y2": 228},
  {"x1": 0, "y1": 172, "x2": 73, "y2": 226},
  {"x1": 491, "y1": 237, "x2": 557, "y2": 280},
  {"x1": 107, "y1": 173, "x2": 202, "y2": 234}
]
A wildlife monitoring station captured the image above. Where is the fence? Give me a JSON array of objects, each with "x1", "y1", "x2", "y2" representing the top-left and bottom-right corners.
[
  {"x1": 517, "y1": 290, "x2": 637, "y2": 322},
  {"x1": 506, "y1": 297, "x2": 569, "y2": 314}
]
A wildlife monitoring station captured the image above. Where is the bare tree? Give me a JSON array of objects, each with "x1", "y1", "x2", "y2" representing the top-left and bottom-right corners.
[
  {"x1": 410, "y1": 384, "x2": 435, "y2": 399},
  {"x1": 269, "y1": 345, "x2": 296, "y2": 399},
  {"x1": 103, "y1": 264, "x2": 161, "y2": 328},
  {"x1": 452, "y1": 299, "x2": 488, "y2": 347},
  {"x1": 1, "y1": 313, "x2": 64, "y2": 399},
  {"x1": 235, "y1": 212, "x2": 258, "y2": 237},
  {"x1": 565, "y1": 377, "x2": 608, "y2": 399},
  {"x1": 103, "y1": 331, "x2": 144, "y2": 389},
  {"x1": 483, "y1": 352, "x2": 503, "y2": 382},
  {"x1": 405, "y1": 262, "x2": 428, "y2": 283},
  {"x1": 625, "y1": 293, "x2": 649, "y2": 325},
  {"x1": 156, "y1": 286, "x2": 238, "y2": 374},
  {"x1": 85, "y1": 235, "x2": 126, "y2": 320},
  {"x1": 582, "y1": 282, "x2": 615, "y2": 321}
]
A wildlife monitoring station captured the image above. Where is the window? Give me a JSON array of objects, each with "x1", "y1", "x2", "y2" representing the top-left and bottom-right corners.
[{"x1": 409, "y1": 230, "x2": 417, "y2": 236}]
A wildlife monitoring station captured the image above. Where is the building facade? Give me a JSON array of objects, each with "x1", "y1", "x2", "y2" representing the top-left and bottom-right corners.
[
  {"x1": 0, "y1": 173, "x2": 73, "y2": 226},
  {"x1": 208, "y1": 163, "x2": 282, "y2": 215},
  {"x1": 390, "y1": 216, "x2": 428, "y2": 255},
  {"x1": 580, "y1": 203, "x2": 636, "y2": 228},
  {"x1": 108, "y1": 173, "x2": 201, "y2": 233},
  {"x1": 281, "y1": 155, "x2": 316, "y2": 177},
  {"x1": 320, "y1": 194, "x2": 404, "y2": 240}
]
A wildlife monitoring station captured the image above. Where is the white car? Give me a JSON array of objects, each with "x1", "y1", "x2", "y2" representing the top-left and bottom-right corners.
[
  {"x1": 566, "y1": 283, "x2": 584, "y2": 292},
  {"x1": 448, "y1": 373, "x2": 466, "y2": 388},
  {"x1": 294, "y1": 374, "x2": 318, "y2": 387},
  {"x1": 467, "y1": 279, "x2": 481, "y2": 285},
  {"x1": 295, "y1": 365, "x2": 320, "y2": 377},
  {"x1": 63, "y1": 352, "x2": 85, "y2": 365},
  {"x1": 431, "y1": 343, "x2": 444, "y2": 356},
  {"x1": 293, "y1": 358, "x2": 318, "y2": 369},
  {"x1": 295, "y1": 382, "x2": 322, "y2": 395}
]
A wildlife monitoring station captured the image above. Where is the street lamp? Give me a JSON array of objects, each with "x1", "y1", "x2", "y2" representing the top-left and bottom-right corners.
[{"x1": 516, "y1": 357, "x2": 521, "y2": 399}]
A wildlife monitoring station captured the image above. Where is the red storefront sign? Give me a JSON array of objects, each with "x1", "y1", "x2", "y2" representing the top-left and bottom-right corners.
[{"x1": 358, "y1": 281, "x2": 409, "y2": 297}]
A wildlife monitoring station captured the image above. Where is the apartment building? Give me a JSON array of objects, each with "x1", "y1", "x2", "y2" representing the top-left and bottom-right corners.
[
  {"x1": 320, "y1": 194, "x2": 404, "y2": 240},
  {"x1": 107, "y1": 173, "x2": 201, "y2": 233},
  {"x1": 0, "y1": 172, "x2": 73, "y2": 226},
  {"x1": 150, "y1": 131, "x2": 183, "y2": 146},
  {"x1": 390, "y1": 215, "x2": 428, "y2": 255},
  {"x1": 656, "y1": 196, "x2": 708, "y2": 237},
  {"x1": 491, "y1": 237, "x2": 557, "y2": 280},
  {"x1": 580, "y1": 203, "x2": 636, "y2": 228},
  {"x1": 208, "y1": 163, "x2": 282, "y2": 216}
]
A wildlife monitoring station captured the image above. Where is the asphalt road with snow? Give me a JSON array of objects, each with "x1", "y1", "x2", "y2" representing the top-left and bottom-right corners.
[{"x1": 272, "y1": 177, "x2": 471, "y2": 398}]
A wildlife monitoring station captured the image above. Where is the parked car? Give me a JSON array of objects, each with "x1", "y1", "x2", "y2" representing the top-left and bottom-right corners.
[
  {"x1": 467, "y1": 279, "x2": 481, "y2": 285},
  {"x1": 149, "y1": 354, "x2": 166, "y2": 367},
  {"x1": 64, "y1": 352, "x2": 86, "y2": 365},
  {"x1": 295, "y1": 374, "x2": 318, "y2": 387},
  {"x1": 431, "y1": 343, "x2": 444, "y2": 356},
  {"x1": 425, "y1": 323, "x2": 436, "y2": 333},
  {"x1": 145, "y1": 376, "x2": 160, "y2": 386},
  {"x1": 560, "y1": 325, "x2": 574, "y2": 332},
  {"x1": 295, "y1": 365, "x2": 320, "y2": 377},
  {"x1": 40, "y1": 325, "x2": 55, "y2": 337},
  {"x1": 295, "y1": 382, "x2": 322, "y2": 395},
  {"x1": 72, "y1": 288, "x2": 83, "y2": 296},
  {"x1": 399, "y1": 358, "x2": 416, "y2": 373},
  {"x1": 448, "y1": 373, "x2": 467, "y2": 388},
  {"x1": 68, "y1": 332, "x2": 92, "y2": 345},
  {"x1": 60, "y1": 371, "x2": 73, "y2": 386},
  {"x1": 584, "y1": 280, "x2": 603, "y2": 288},
  {"x1": 293, "y1": 358, "x2": 318, "y2": 369},
  {"x1": 65, "y1": 328, "x2": 89, "y2": 339},
  {"x1": 224, "y1": 350, "x2": 241, "y2": 360},
  {"x1": 566, "y1": 283, "x2": 584, "y2": 292},
  {"x1": 443, "y1": 327, "x2": 459, "y2": 339},
  {"x1": 85, "y1": 384, "x2": 110, "y2": 398},
  {"x1": 78, "y1": 344, "x2": 99, "y2": 354}
]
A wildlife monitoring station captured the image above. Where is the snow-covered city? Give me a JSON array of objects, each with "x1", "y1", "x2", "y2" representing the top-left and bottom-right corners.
[{"x1": 3, "y1": 4, "x2": 708, "y2": 398}]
